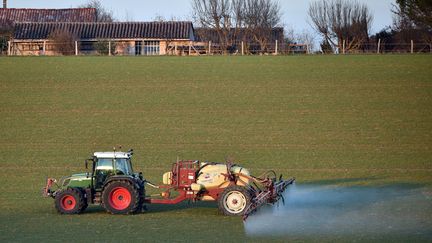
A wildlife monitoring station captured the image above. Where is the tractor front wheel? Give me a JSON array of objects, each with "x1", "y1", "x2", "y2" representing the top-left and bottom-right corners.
[
  {"x1": 55, "y1": 188, "x2": 87, "y2": 214},
  {"x1": 102, "y1": 180, "x2": 141, "y2": 214},
  {"x1": 218, "y1": 186, "x2": 252, "y2": 216}
]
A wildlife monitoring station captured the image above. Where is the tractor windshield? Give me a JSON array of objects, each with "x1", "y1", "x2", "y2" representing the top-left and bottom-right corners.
[{"x1": 96, "y1": 158, "x2": 133, "y2": 175}]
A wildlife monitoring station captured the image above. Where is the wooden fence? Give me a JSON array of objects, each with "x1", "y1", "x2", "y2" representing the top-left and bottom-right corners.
[{"x1": 2, "y1": 39, "x2": 431, "y2": 56}]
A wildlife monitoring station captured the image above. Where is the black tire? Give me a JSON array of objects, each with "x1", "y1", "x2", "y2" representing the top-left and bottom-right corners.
[
  {"x1": 137, "y1": 181, "x2": 146, "y2": 212},
  {"x1": 77, "y1": 188, "x2": 89, "y2": 212},
  {"x1": 82, "y1": 203, "x2": 89, "y2": 211},
  {"x1": 102, "y1": 180, "x2": 141, "y2": 214},
  {"x1": 218, "y1": 186, "x2": 252, "y2": 216},
  {"x1": 55, "y1": 188, "x2": 87, "y2": 214}
]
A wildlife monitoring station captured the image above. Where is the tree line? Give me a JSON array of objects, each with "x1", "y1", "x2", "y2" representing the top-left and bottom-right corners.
[
  {"x1": 373, "y1": 0, "x2": 432, "y2": 53},
  {"x1": 192, "y1": 0, "x2": 432, "y2": 54},
  {"x1": 191, "y1": 0, "x2": 282, "y2": 54}
]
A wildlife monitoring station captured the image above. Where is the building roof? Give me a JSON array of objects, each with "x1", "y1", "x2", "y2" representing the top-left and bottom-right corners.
[
  {"x1": 13, "y1": 22, "x2": 195, "y2": 40},
  {"x1": 0, "y1": 8, "x2": 97, "y2": 23}
]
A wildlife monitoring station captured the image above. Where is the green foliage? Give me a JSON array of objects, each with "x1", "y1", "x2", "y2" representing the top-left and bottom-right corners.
[
  {"x1": 0, "y1": 36, "x2": 8, "y2": 54},
  {"x1": 93, "y1": 41, "x2": 116, "y2": 55},
  {"x1": 396, "y1": 0, "x2": 432, "y2": 31},
  {"x1": 0, "y1": 20, "x2": 13, "y2": 55},
  {"x1": 0, "y1": 56, "x2": 431, "y2": 241}
]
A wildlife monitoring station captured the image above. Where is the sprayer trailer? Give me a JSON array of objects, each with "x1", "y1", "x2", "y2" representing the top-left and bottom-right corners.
[{"x1": 43, "y1": 149, "x2": 294, "y2": 219}]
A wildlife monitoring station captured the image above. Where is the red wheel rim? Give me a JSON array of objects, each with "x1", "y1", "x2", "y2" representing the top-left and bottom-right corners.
[
  {"x1": 61, "y1": 195, "x2": 76, "y2": 211},
  {"x1": 109, "y1": 187, "x2": 131, "y2": 210}
]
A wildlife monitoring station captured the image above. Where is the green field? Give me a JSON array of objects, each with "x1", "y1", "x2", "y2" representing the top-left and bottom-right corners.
[{"x1": 0, "y1": 55, "x2": 431, "y2": 241}]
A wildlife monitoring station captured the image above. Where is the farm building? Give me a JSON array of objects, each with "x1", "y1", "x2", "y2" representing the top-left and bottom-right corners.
[
  {"x1": 0, "y1": 8, "x2": 97, "y2": 24},
  {"x1": 0, "y1": 8, "x2": 97, "y2": 55},
  {"x1": 1, "y1": 7, "x2": 294, "y2": 56},
  {"x1": 10, "y1": 21, "x2": 195, "y2": 56}
]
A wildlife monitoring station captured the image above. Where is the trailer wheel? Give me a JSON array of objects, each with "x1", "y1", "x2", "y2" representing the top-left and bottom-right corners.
[
  {"x1": 218, "y1": 186, "x2": 251, "y2": 216},
  {"x1": 55, "y1": 188, "x2": 87, "y2": 214},
  {"x1": 102, "y1": 180, "x2": 141, "y2": 214}
]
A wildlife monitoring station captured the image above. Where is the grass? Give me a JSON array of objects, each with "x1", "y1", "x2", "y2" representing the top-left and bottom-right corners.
[{"x1": 0, "y1": 55, "x2": 431, "y2": 241}]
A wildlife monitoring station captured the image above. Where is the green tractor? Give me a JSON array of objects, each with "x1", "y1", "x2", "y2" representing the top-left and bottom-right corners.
[{"x1": 44, "y1": 149, "x2": 145, "y2": 214}]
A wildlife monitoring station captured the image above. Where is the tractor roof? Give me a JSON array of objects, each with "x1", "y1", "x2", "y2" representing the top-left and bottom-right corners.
[{"x1": 93, "y1": 152, "x2": 132, "y2": 159}]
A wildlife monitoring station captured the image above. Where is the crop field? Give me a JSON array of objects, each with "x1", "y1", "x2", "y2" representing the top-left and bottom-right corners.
[{"x1": 0, "y1": 55, "x2": 431, "y2": 241}]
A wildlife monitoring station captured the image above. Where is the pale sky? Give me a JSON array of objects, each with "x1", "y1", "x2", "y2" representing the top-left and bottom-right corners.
[{"x1": 8, "y1": 0, "x2": 395, "y2": 37}]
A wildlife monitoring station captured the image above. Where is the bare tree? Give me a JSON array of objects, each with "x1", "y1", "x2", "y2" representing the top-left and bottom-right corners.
[
  {"x1": 192, "y1": 0, "x2": 281, "y2": 54},
  {"x1": 242, "y1": 0, "x2": 282, "y2": 53},
  {"x1": 308, "y1": 0, "x2": 373, "y2": 53},
  {"x1": 284, "y1": 25, "x2": 296, "y2": 44},
  {"x1": 48, "y1": 29, "x2": 77, "y2": 55},
  {"x1": 192, "y1": 0, "x2": 233, "y2": 53},
  {"x1": 231, "y1": 0, "x2": 245, "y2": 45},
  {"x1": 78, "y1": 0, "x2": 114, "y2": 22},
  {"x1": 296, "y1": 29, "x2": 317, "y2": 52},
  {"x1": 153, "y1": 14, "x2": 166, "y2": 22}
]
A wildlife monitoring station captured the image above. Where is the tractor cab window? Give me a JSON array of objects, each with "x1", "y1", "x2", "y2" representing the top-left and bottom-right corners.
[
  {"x1": 94, "y1": 158, "x2": 132, "y2": 189},
  {"x1": 96, "y1": 158, "x2": 132, "y2": 175}
]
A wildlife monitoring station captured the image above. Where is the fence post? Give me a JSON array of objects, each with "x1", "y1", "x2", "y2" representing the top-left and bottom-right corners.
[
  {"x1": 275, "y1": 40, "x2": 278, "y2": 55},
  {"x1": 342, "y1": 40, "x2": 346, "y2": 54},
  {"x1": 208, "y1": 41, "x2": 211, "y2": 55},
  {"x1": 241, "y1": 41, "x2": 244, "y2": 55},
  {"x1": 174, "y1": 43, "x2": 177, "y2": 55},
  {"x1": 75, "y1": 41, "x2": 78, "y2": 56},
  {"x1": 188, "y1": 41, "x2": 192, "y2": 56},
  {"x1": 412, "y1": 40, "x2": 415, "y2": 54},
  {"x1": 43, "y1": 41, "x2": 46, "y2": 55},
  {"x1": 377, "y1": 38, "x2": 381, "y2": 54},
  {"x1": 142, "y1": 40, "x2": 145, "y2": 56},
  {"x1": 7, "y1": 40, "x2": 10, "y2": 56},
  {"x1": 108, "y1": 41, "x2": 112, "y2": 56}
]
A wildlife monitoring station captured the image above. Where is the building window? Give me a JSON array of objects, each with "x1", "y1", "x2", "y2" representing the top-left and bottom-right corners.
[
  {"x1": 81, "y1": 41, "x2": 94, "y2": 52},
  {"x1": 21, "y1": 43, "x2": 42, "y2": 51},
  {"x1": 143, "y1": 41, "x2": 160, "y2": 55},
  {"x1": 135, "y1": 41, "x2": 142, "y2": 55}
]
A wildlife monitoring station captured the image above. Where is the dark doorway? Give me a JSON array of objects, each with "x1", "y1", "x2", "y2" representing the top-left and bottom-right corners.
[{"x1": 135, "y1": 41, "x2": 142, "y2": 55}]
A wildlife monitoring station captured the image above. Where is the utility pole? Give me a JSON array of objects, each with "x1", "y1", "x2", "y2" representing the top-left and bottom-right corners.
[{"x1": 3, "y1": 0, "x2": 7, "y2": 8}]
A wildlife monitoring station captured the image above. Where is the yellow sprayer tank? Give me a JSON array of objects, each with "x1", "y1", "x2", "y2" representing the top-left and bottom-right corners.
[{"x1": 196, "y1": 163, "x2": 251, "y2": 189}]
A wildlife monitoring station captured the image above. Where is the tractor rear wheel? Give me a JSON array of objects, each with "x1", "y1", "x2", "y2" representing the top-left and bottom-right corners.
[
  {"x1": 102, "y1": 180, "x2": 141, "y2": 214},
  {"x1": 55, "y1": 188, "x2": 87, "y2": 214},
  {"x1": 218, "y1": 186, "x2": 252, "y2": 216}
]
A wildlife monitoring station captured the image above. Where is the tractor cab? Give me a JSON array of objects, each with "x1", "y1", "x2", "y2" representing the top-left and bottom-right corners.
[{"x1": 91, "y1": 151, "x2": 135, "y2": 189}]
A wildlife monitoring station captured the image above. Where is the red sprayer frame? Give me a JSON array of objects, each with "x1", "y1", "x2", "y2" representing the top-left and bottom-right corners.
[
  {"x1": 144, "y1": 160, "x2": 200, "y2": 204},
  {"x1": 144, "y1": 160, "x2": 233, "y2": 204}
]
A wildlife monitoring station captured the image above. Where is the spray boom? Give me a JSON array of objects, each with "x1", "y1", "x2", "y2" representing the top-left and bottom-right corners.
[{"x1": 243, "y1": 177, "x2": 295, "y2": 220}]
